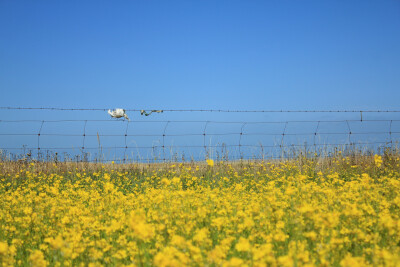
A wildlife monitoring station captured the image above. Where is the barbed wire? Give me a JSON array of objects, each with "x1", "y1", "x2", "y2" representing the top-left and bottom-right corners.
[
  {"x1": 1, "y1": 131, "x2": 399, "y2": 137},
  {"x1": 1, "y1": 106, "x2": 400, "y2": 113},
  {"x1": 1, "y1": 119, "x2": 400, "y2": 123},
  {"x1": 1, "y1": 110, "x2": 399, "y2": 162}
]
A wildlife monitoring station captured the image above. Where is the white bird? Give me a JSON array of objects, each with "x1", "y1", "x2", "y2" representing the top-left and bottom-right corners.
[{"x1": 108, "y1": 108, "x2": 130, "y2": 121}]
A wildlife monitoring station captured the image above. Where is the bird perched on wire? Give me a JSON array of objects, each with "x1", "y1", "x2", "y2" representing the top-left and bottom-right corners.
[
  {"x1": 140, "y1": 110, "x2": 163, "y2": 116},
  {"x1": 108, "y1": 108, "x2": 130, "y2": 121}
]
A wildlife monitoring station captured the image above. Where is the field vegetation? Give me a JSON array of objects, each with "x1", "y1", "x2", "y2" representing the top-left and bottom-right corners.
[{"x1": 1, "y1": 150, "x2": 400, "y2": 266}]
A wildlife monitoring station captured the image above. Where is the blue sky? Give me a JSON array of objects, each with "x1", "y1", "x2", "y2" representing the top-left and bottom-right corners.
[
  {"x1": 0, "y1": 1, "x2": 399, "y2": 161},
  {"x1": 1, "y1": 0, "x2": 399, "y2": 111}
]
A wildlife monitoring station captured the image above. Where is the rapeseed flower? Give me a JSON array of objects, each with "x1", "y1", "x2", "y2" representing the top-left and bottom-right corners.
[
  {"x1": 0, "y1": 242, "x2": 8, "y2": 254},
  {"x1": 235, "y1": 237, "x2": 251, "y2": 252},
  {"x1": 128, "y1": 212, "x2": 155, "y2": 241},
  {"x1": 1, "y1": 155, "x2": 400, "y2": 266},
  {"x1": 29, "y1": 250, "x2": 47, "y2": 267},
  {"x1": 374, "y1": 154, "x2": 383, "y2": 167}
]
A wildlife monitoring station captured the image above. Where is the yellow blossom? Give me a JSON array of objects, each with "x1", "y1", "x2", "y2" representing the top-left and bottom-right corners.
[
  {"x1": 193, "y1": 228, "x2": 210, "y2": 245},
  {"x1": 29, "y1": 250, "x2": 47, "y2": 267},
  {"x1": 374, "y1": 154, "x2": 383, "y2": 167},
  {"x1": 128, "y1": 213, "x2": 155, "y2": 241},
  {"x1": 235, "y1": 237, "x2": 251, "y2": 252},
  {"x1": 0, "y1": 155, "x2": 400, "y2": 266},
  {"x1": 0, "y1": 242, "x2": 7, "y2": 254}
]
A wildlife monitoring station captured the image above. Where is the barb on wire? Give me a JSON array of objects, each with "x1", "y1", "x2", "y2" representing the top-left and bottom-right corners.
[
  {"x1": 37, "y1": 121, "x2": 44, "y2": 156},
  {"x1": 313, "y1": 121, "x2": 320, "y2": 149},
  {"x1": 162, "y1": 121, "x2": 170, "y2": 162},
  {"x1": 82, "y1": 120, "x2": 87, "y2": 150},
  {"x1": 346, "y1": 121, "x2": 352, "y2": 145},
  {"x1": 239, "y1": 123, "x2": 247, "y2": 159},
  {"x1": 124, "y1": 121, "x2": 130, "y2": 162}
]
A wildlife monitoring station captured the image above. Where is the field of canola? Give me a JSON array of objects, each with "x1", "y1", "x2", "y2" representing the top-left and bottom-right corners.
[{"x1": 0, "y1": 154, "x2": 400, "y2": 267}]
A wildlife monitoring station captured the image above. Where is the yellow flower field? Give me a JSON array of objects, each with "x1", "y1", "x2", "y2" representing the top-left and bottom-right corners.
[{"x1": 0, "y1": 153, "x2": 400, "y2": 266}]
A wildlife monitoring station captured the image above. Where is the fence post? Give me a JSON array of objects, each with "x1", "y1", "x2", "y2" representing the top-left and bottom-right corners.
[
  {"x1": 124, "y1": 121, "x2": 130, "y2": 163},
  {"x1": 239, "y1": 123, "x2": 247, "y2": 160},
  {"x1": 162, "y1": 121, "x2": 170, "y2": 162},
  {"x1": 203, "y1": 121, "x2": 210, "y2": 160},
  {"x1": 280, "y1": 122, "x2": 288, "y2": 160},
  {"x1": 313, "y1": 121, "x2": 320, "y2": 155},
  {"x1": 37, "y1": 121, "x2": 45, "y2": 160}
]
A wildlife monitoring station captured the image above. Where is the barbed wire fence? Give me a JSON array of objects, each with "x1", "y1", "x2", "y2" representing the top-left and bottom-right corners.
[{"x1": 1, "y1": 107, "x2": 399, "y2": 163}]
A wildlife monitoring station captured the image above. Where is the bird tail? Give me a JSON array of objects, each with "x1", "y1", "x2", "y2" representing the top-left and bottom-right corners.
[
  {"x1": 124, "y1": 113, "x2": 130, "y2": 121},
  {"x1": 108, "y1": 109, "x2": 113, "y2": 116}
]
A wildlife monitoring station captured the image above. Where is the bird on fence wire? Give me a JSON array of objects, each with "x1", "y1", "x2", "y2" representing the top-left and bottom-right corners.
[
  {"x1": 140, "y1": 110, "x2": 163, "y2": 116},
  {"x1": 108, "y1": 108, "x2": 130, "y2": 121}
]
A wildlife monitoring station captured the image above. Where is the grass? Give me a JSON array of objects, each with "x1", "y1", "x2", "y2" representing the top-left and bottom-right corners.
[{"x1": 0, "y1": 149, "x2": 400, "y2": 266}]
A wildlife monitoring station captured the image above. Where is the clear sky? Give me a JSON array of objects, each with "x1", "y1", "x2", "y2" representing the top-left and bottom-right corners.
[
  {"x1": 0, "y1": 1, "x2": 400, "y2": 161},
  {"x1": 1, "y1": 0, "x2": 399, "y2": 111}
]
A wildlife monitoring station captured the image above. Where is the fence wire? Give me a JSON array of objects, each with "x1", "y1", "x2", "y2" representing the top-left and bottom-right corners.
[
  {"x1": 1, "y1": 108, "x2": 399, "y2": 162},
  {"x1": 1, "y1": 106, "x2": 400, "y2": 113}
]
